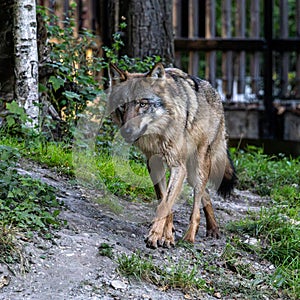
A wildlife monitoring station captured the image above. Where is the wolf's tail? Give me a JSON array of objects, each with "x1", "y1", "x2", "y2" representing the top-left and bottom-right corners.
[{"x1": 217, "y1": 149, "x2": 237, "y2": 198}]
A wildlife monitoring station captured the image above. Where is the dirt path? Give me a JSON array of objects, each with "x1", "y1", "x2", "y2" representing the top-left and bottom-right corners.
[{"x1": 1, "y1": 161, "x2": 278, "y2": 300}]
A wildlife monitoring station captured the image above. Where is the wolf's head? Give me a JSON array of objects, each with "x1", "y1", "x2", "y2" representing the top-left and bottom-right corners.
[{"x1": 108, "y1": 63, "x2": 171, "y2": 143}]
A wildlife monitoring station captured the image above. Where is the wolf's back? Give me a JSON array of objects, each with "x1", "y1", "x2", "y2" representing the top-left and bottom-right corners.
[{"x1": 164, "y1": 68, "x2": 236, "y2": 196}]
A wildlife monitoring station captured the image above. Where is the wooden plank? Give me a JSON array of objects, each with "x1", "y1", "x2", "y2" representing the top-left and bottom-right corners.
[
  {"x1": 188, "y1": 0, "x2": 199, "y2": 76},
  {"x1": 236, "y1": 0, "x2": 246, "y2": 95},
  {"x1": 173, "y1": 0, "x2": 182, "y2": 68},
  {"x1": 250, "y1": 0, "x2": 260, "y2": 95},
  {"x1": 280, "y1": 0, "x2": 289, "y2": 98},
  {"x1": 222, "y1": 0, "x2": 233, "y2": 100},
  {"x1": 173, "y1": 0, "x2": 181, "y2": 38},
  {"x1": 263, "y1": 0, "x2": 275, "y2": 138},
  {"x1": 295, "y1": 0, "x2": 300, "y2": 98},
  {"x1": 205, "y1": 0, "x2": 216, "y2": 87},
  {"x1": 174, "y1": 38, "x2": 300, "y2": 52}
]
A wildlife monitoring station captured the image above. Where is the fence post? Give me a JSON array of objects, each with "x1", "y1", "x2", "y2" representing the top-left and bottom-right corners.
[
  {"x1": 236, "y1": 0, "x2": 246, "y2": 95},
  {"x1": 296, "y1": 0, "x2": 300, "y2": 98},
  {"x1": 188, "y1": 0, "x2": 199, "y2": 76},
  {"x1": 205, "y1": 0, "x2": 216, "y2": 87},
  {"x1": 221, "y1": 0, "x2": 233, "y2": 100},
  {"x1": 280, "y1": 0, "x2": 289, "y2": 98},
  {"x1": 263, "y1": 0, "x2": 275, "y2": 139},
  {"x1": 250, "y1": 0, "x2": 260, "y2": 95},
  {"x1": 173, "y1": 0, "x2": 182, "y2": 68}
]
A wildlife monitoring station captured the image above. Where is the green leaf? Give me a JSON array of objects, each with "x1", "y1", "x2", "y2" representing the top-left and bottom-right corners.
[
  {"x1": 38, "y1": 83, "x2": 47, "y2": 92},
  {"x1": 63, "y1": 91, "x2": 81, "y2": 100},
  {"x1": 49, "y1": 76, "x2": 65, "y2": 92},
  {"x1": 6, "y1": 116, "x2": 16, "y2": 127},
  {"x1": 6, "y1": 101, "x2": 25, "y2": 116}
]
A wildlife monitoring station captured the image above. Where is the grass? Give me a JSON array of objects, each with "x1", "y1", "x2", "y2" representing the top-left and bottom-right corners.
[
  {"x1": 0, "y1": 135, "x2": 155, "y2": 201},
  {"x1": 117, "y1": 252, "x2": 207, "y2": 293},
  {"x1": 232, "y1": 146, "x2": 300, "y2": 197},
  {"x1": 229, "y1": 146, "x2": 300, "y2": 299}
]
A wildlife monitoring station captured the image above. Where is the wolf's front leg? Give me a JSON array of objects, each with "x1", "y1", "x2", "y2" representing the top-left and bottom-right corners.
[{"x1": 145, "y1": 165, "x2": 186, "y2": 248}]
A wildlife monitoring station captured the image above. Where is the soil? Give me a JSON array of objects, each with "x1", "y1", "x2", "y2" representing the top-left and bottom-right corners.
[{"x1": 0, "y1": 161, "x2": 282, "y2": 300}]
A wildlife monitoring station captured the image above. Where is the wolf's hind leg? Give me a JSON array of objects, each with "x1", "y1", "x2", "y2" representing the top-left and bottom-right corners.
[
  {"x1": 202, "y1": 191, "x2": 220, "y2": 238},
  {"x1": 145, "y1": 165, "x2": 186, "y2": 248},
  {"x1": 183, "y1": 186, "x2": 202, "y2": 243}
]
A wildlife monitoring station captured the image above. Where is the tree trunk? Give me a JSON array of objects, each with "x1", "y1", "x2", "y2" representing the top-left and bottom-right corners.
[
  {"x1": 14, "y1": 0, "x2": 39, "y2": 128},
  {"x1": 0, "y1": 0, "x2": 14, "y2": 105},
  {"x1": 119, "y1": 0, "x2": 174, "y2": 66}
]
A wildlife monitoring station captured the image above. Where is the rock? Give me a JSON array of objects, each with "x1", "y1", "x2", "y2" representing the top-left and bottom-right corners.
[
  {"x1": 111, "y1": 279, "x2": 127, "y2": 290},
  {"x1": 0, "y1": 275, "x2": 10, "y2": 289}
]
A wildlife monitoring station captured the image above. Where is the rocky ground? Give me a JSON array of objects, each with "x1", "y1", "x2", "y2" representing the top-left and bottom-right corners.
[{"x1": 0, "y1": 161, "x2": 282, "y2": 300}]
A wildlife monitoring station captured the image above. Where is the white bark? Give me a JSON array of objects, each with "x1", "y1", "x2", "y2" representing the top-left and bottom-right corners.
[{"x1": 14, "y1": 0, "x2": 39, "y2": 128}]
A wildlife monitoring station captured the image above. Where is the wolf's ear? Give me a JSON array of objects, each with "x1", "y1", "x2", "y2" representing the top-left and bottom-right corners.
[
  {"x1": 148, "y1": 63, "x2": 166, "y2": 79},
  {"x1": 109, "y1": 63, "x2": 127, "y2": 85}
]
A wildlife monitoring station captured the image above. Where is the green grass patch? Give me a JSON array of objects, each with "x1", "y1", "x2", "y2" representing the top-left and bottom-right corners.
[
  {"x1": 0, "y1": 136, "x2": 154, "y2": 202},
  {"x1": 229, "y1": 146, "x2": 300, "y2": 299},
  {"x1": 0, "y1": 145, "x2": 63, "y2": 266},
  {"x1": 117, "y1": 252, "x2": 206, "y2": 293},
  {"x1": 0, "y1": 136, "x2": 73, "y2": 175},
  {"x1": 232, "y1": 146, "x2": 300, "y2": 197},
  {"x1": 227, "y1": 211, "x2": 300, "y2": 299}
]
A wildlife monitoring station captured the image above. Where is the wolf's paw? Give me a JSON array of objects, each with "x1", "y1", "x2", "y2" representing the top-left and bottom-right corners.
[
  {"x1": 183, "y1": 227, "x2": 197, "y2": 244},
  {"x1": 145, "y1": 231, "x2": 175, "y2": 249},
  {"x1": 206, "y1": 226, "x2": 221, "y2": 239},
  {"x1": 145, "y1": 217, "x2": 175, "y2": 249},
  {"x1": 183, "y1": 233, "x2": 195, "y2": 244},
  {"x1": 161, "y1": 220, "x2": 175, "y2": 248}
]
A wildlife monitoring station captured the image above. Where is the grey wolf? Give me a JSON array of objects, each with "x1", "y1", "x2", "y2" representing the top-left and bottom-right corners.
[{"x1": 108, "y1": 63, "x2": 237, "y2": 248}]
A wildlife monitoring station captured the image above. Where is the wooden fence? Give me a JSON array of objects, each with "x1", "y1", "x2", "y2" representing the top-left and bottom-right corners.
[
  {"x1": 173, "y1": 0, "x2": 300, "y2": 100},
  {"x1": 173, "y1": 0, "x2": 300, "y2": 143}
]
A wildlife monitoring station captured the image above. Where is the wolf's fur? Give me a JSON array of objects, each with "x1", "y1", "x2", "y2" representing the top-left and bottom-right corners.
[{"x1": 108, "y1": 63, "x2": 237, "y2": 248}]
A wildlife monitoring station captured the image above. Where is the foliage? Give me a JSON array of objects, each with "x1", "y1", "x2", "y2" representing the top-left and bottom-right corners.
[
  {"x1": 0, "y1": 145, "x2": 62, "y2": 264},
  {"x1": 0, "y1": 145, "x2": 61, "y2": 230},
  {"x1": 98, "y1": 243, "x2": 114, "y2": 259},
  {"x1": 39, "y1": 6, "x2": 161, "y2": 141},
  {"x1": 102, "y1": 21, "x2": 161, "y2": 73},
  {"x1": 1, "y1": 100, "x2": 36, "y2": 137},
  {"x1": 227, "y1": 208, "x2": 300, "y2": 299},
  {"x1": 39, "y1": 5, "x2": 104, "y2": 138}
]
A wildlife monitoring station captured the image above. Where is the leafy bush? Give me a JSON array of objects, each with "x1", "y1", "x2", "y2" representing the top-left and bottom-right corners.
[
  {"x1": 39, "y1": 5, "x2": 104, "y2": 137},
  {"x1": 39, "y1": 5, "x2": 161, "y2": 142},
  {"x1": 0, "y1": 146, "x2": 61, "y2": 232}
]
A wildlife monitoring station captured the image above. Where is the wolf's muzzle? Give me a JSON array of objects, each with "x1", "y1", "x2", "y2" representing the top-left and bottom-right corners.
[{"x1": 120, "y1": 124, "x2": 148, "y2": 143}]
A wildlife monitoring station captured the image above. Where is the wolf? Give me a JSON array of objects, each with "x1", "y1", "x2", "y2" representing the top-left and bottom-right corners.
[{"x1": 108, "y1": 63, "x2": 237, "y2": 249}]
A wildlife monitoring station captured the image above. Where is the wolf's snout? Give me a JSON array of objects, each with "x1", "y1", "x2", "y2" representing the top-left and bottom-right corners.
[
  {"x1": 120, "y1": 125, "x2": 136, "y2": 143},
  {"x1": 120, "y1": 126, "x2": 132, "y2": 138},
  {"x1": 120, "y1": 123, "x2": 148, "y2": 143}
]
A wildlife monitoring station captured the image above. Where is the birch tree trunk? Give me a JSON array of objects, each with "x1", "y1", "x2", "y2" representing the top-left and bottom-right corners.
[{"x1": 14, "y1": 0, "x2": 39, "y2": 128}]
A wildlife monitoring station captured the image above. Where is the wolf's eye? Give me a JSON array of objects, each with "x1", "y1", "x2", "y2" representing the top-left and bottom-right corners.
[{"x1": 139, "y1": 100, "x2": 148, "y2": 108}]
